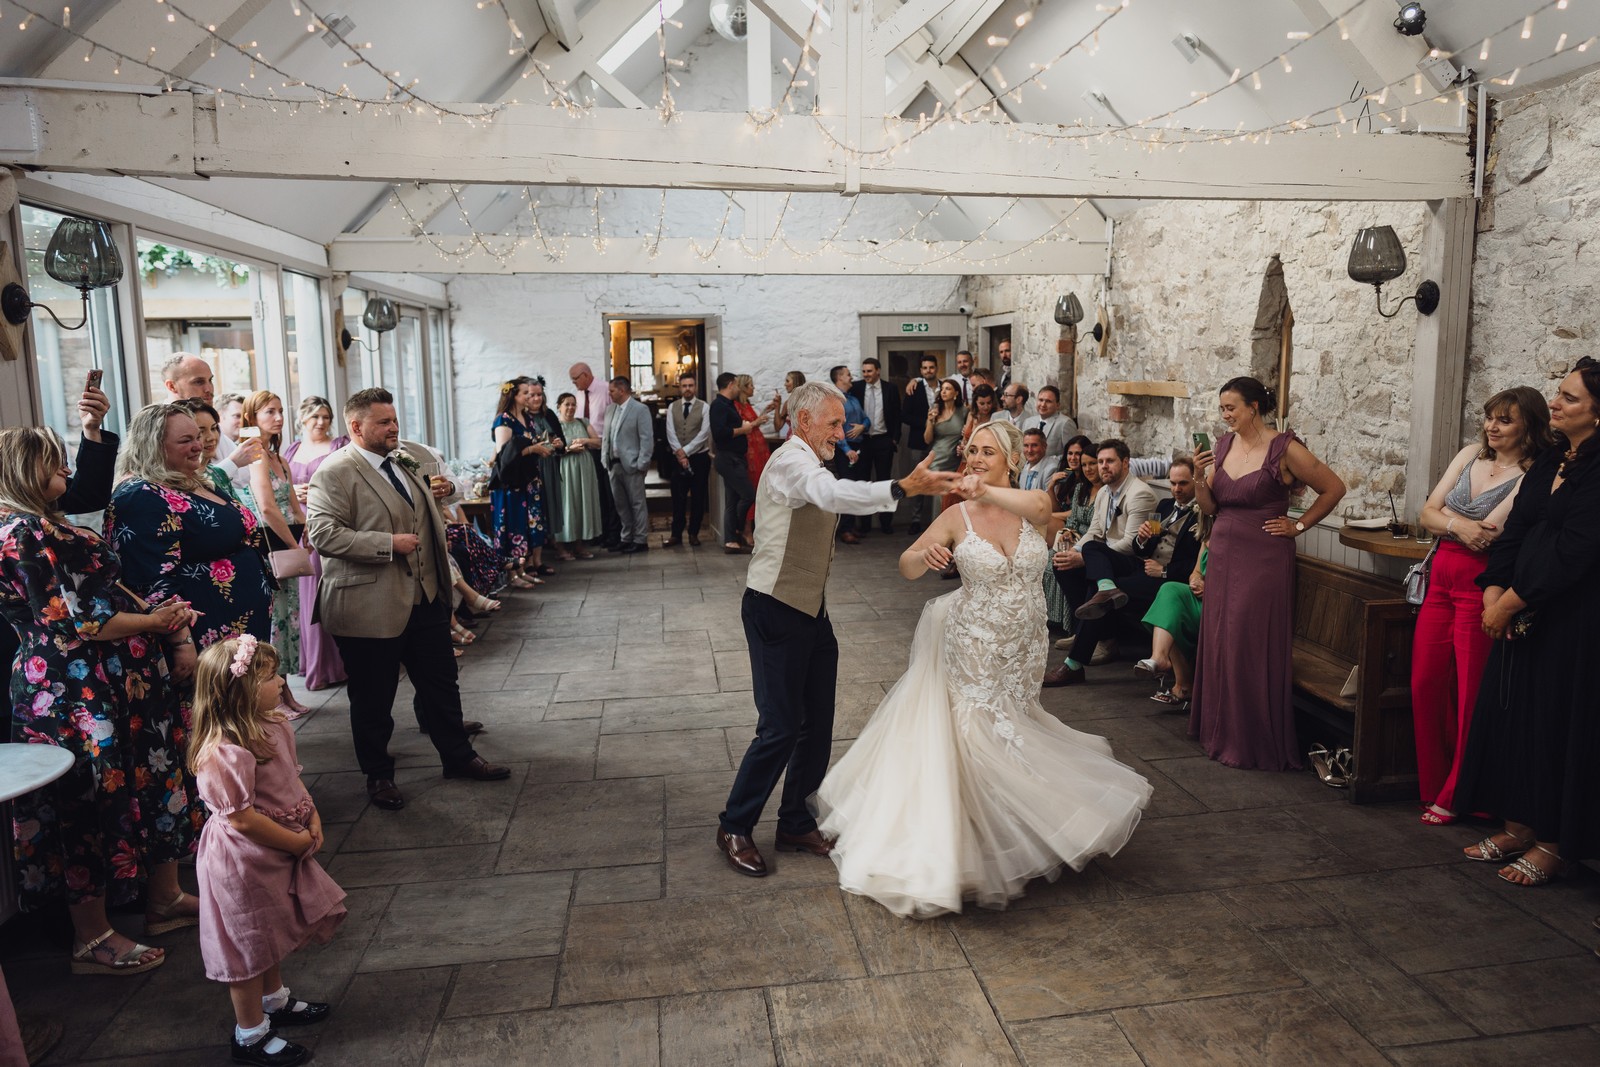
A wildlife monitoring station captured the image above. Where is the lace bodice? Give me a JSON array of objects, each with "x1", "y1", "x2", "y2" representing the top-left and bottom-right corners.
[{"x1": 942, "y1": 506, "x2": 1050, "y2": 763}]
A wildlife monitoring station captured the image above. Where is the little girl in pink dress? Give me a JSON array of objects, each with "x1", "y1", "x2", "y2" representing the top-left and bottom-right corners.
[{"x1": 189, "y1": 634, "x2": 346, "y2": 1067}]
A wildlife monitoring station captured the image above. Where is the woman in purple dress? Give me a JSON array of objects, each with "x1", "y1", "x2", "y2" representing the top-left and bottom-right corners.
[
  {"x1": 1188, "y1": 377, "x2": 1346, "y2": 771},
  {"x1": 283, "y1": 396, "x2": 348, "y2": 691}
]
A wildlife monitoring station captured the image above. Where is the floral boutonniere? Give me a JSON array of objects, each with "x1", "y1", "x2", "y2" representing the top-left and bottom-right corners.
[{"x1": 392, "y1": 451, "x2": 421, "y2": 475}]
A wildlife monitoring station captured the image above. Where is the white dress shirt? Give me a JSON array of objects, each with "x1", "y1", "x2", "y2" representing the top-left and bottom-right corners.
[
  {"x1": 665, "y1": 397, "x2": 711, "y2": 455},
  {"x1": 862, "y1": 381, "x2": 887, "y2": 437},
  {"x1": 763, "y1": 435, "x2": 895, "y2": 515}
]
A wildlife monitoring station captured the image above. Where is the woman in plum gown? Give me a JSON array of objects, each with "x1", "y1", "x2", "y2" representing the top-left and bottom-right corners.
[
  {"x1": 815, "y1": 420, "x2": 1151, "y2": 918},
  {"x1": 1188, "y1": 377, "x2": 1346, "y2": 771}
]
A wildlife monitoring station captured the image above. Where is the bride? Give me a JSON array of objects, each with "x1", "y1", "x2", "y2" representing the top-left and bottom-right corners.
[{"x1": 814, "y1": 420, "x2": 1151, "y2": 918}]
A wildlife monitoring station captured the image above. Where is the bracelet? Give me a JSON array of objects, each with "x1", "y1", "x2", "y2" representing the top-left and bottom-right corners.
[
  {"x1": 166, "y1": 636, "x2": 194, "y2": 647},
  {"x1": 1445, "y1": 517, "x2": 1456, "y2": 538}
]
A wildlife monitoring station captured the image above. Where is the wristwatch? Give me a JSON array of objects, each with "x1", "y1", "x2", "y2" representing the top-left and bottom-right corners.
[
  {"x1": 889, "y1": 480, "x2": 907, "y2": 501},
  {"x1": 1293, "y1": 520, "x2": 1305, "y2": 533}
]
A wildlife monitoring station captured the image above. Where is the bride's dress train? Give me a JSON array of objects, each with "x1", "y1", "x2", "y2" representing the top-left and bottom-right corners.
[{"x1": 815, "y1": 506, "x2": 1151, "y2": 918}]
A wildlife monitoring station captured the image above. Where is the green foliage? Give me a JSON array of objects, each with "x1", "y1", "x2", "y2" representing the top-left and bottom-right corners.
[{"x1": 137, "y1": 244, "x2": 251, "y2": 287}]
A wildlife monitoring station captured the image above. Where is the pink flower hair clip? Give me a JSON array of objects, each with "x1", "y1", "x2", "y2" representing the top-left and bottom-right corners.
[{"x1": 229, "y1": 634, "x2": 259, "y2": 678}]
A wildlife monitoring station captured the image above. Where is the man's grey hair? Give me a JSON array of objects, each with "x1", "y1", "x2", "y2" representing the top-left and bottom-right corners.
[{"x1": 788, "y1": 380, "x2": 846, "y2": 421}]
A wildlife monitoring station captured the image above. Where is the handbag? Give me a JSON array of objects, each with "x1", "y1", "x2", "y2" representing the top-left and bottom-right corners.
[
  {"x1": 270, "y1": 547, "x2": 313, "y2": 580},
  {"x1": 1404, "y1": 539, "x2": 1440, "y2": 608}
]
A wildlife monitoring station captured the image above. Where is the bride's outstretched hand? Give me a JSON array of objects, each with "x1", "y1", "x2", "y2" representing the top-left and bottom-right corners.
[
  {"x1": 921, "y1": 542, "x2": 953, "y2": 571},
  {"x1": 957, "y1": 473, "x2": 986, "y2": 500}
]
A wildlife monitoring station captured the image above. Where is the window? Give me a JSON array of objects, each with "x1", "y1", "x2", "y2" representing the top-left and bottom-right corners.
[
  {"x1": 397, "y1": 312, "x2": 424, "y2": 442},
  {"x1": 22, "y1": 204, "x2": 128, "y2": 464},
  {"x1": 138, "y1": 236, "x2": 261, "y2": 404},
  {"x1": 283, "y1": 271, "x2": 330, "y2": 415},
  {"x1": 342, "y1": 287, "x2": 372, "y2": 397},
  {"x1": 427, "y1": 307, "x2": 450, "y2": 456},
  {"x1": 628, "y1": 338, "x2": 655, "y2": 392}
]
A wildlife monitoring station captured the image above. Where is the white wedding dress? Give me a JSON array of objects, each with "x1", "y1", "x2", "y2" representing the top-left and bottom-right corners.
[{"x1": 814, "y1": 504, "x2": 1152, "y2": 918}]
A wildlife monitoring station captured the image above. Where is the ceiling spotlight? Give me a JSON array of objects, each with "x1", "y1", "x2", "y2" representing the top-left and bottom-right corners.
[
  {"x1": 1394, "y1": 3, "x2": 1426, "y2": 37},
  {"x1": 1172, "y1": 32, "x2": 1201, "y2": 63}
]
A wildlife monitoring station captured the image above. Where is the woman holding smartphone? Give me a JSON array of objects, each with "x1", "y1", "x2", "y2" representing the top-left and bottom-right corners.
[{"x1": 1189, "y1": 376, "x2": 1346, "y2": 771}]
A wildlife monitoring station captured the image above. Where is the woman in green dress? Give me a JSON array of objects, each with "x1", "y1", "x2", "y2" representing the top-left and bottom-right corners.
[
  {"x1": 553, "y1": 392, "x2": 602, "y2": 556},
  {"x1": 1139, "y1": 542, "x2": 1209, "y2": 710}
]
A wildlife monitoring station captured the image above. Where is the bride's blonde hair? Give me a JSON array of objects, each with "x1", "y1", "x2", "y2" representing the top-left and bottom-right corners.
[{"x1": 968, "y1": 420, "x2": 1024, "y2": 487}]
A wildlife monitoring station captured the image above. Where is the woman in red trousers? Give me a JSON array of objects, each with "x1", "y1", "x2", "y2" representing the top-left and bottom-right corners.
[{"x1": 1410, "y1": 386, "x2": 1551, "y2": 825}]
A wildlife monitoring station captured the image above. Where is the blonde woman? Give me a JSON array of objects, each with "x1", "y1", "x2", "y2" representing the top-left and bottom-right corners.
[
  {"x1": 1, "y1": 426, "x2": 204, "y2": 971},
  {"x1": 238, "y1": 390, "x2": 310, "y2": 714},
  {"x1": 815, "y1": 420, "x2": 1150, "y2": 917}
]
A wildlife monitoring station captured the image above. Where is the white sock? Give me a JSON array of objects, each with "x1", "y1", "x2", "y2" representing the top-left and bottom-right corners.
[
  {"x1": 262, "y1": 985, "x2": 291, "y2": 1013},
  {"x1": 234, "y1": 1020, "x2": 288, "y2": 1054}
]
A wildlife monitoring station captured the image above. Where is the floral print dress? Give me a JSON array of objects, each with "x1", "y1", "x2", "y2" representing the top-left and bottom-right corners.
[
  {"x1": 105, "y1": 479, "x2": 274, "y2": 652},
  {"x1": 238, "y1": 464, "x2": 302, "y2": 675},
  {"x1": 0, "y1": 513, "x2": 200, "y2": 909},
  {"x1": 490, "y1": 413, "x2": 547, "y2": 561}
]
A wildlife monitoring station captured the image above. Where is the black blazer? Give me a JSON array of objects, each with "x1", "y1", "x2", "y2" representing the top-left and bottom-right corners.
[
  {"x1": 848, "y1": 379, "x2": 901, "y2": 445},
  {"x1": 1148, "y1": 499, "x2": 1203, "y2": 579},
  {"x1": 60, "y1": 432, "x2": 119, "y2": 514}
]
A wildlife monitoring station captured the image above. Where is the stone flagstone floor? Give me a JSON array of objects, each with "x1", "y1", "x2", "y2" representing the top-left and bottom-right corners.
[{"x1": 4, "y1": 536, "x2": 1600, "y2": 1065}]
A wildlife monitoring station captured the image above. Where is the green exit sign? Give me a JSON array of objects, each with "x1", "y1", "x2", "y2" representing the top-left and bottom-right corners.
[{"x1": 900, "y1": 322, "x2": 930, "y2": 333}]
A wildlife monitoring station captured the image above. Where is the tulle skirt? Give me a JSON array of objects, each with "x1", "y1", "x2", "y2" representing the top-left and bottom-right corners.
[{"x1": 815, "y1": 593, "x2": 1151, "y2": 918}]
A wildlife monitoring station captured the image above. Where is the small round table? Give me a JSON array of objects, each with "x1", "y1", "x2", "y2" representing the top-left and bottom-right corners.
[
  {"x1": 1338, "y1": 526, "x2": 1433, "y2": 562},
  {"x1": 0, "y1": 744, "x2": 73, "y2": 804}
]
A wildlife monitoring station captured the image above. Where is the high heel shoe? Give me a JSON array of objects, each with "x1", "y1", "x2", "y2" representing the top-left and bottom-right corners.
[
  {"x1": 1499, "y1": 844, "x2": 1568, "y2": 887},
  {"x1": 1133, "y1": 658, "x2": 1170, "y2": 677},
  {"x1": 1464, "y1": 831, "x2": 1533, "y2": 863},
  {"x1": 1419, "y1": 806, "x2": 1457, "y2": 826}
]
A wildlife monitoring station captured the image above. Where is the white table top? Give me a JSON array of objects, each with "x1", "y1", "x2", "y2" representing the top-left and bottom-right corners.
[{"x1": 0, "y1": 745, "x2": 75, "y2": 804}]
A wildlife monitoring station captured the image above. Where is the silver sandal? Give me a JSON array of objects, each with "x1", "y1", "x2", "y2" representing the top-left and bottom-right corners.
[
  {"x1": 70, "y1": 928, "x2": 165, "y2": 976},
  {"x1": 1498, "y1": 844, "x2": 1567, "y2": 887},
  {"x1": 1464, "y1": 833, "x2": 1532, "y2": 863}
]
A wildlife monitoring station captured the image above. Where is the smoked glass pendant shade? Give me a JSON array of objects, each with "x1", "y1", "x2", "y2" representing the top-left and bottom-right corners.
[
  {"x1": 1054, "y1": 292, "x2": 1085, "y2": 326},
  {"x1": 362, "y1": 296, "x2": 399, "y2": 332},
  {"x1": 1347, "y1": 225, "x2": 1407, "y2": 286},
  {"x1": 44, "y1": 217, "x2": 123, "y2": 291}
]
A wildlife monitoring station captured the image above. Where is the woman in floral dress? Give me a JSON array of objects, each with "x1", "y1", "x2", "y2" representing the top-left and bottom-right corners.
[
  {"x1": 0, "y1": 426, "x2": 203, "y2": 975},
  {"x1": 490, "y1": 379, "x2": 552, "y2": 589},
  {"x1": 106, "y1": 404, "x2": 275, "y2": 678}
]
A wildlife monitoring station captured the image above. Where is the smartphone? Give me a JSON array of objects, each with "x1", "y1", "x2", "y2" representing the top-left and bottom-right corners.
[
  {"x1": 1192, "y1": 431, "x2": 1211, "y2": 453},
  {"x1": 85, "y1": 368, "x2": 103, "y2": 391},
  {"x1": 237, "y1": 425, "x2": 262, "y2": 440}
]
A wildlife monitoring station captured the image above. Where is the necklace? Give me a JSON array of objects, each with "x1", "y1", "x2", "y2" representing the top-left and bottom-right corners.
[{"x1": 1489, "y1": 456, "x2": 1516, "y2": 476}]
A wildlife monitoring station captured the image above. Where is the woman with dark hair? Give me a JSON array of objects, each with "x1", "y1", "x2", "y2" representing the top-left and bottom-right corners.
[
  {"x1": 1189, "y1": 375, "x2": 1346, "y2": 771},
  {"x1": 490, "y1": 379, "x2": 552, "y2": 589},
  {"x1": 1044, "y1": 437, "x2": 1096, "y2": 636},
  {"x1": 924, "y1": 379, "x2": 967, "y2": 474},
  {"x1": 1455, "y1": 359, "x2": 1600, "y2": 888},
  {"x1": 283, "y1": 396, "x2": 349, "y2": 691},
  {"x1": 523, "y1": 379, "x2": 567, "y2": 569},
  {"x1": 1411, "y1": 386, "x2": 1550, "y2": 825},
  {"x1": 553, "y1": 391, "x2": 602, "y2": 558},
  {"x1": 1, "y1": 426, "x2": 204, "y2": 971}
]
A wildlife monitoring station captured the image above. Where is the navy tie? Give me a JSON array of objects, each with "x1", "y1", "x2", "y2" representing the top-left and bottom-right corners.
[{"x1": 380, "y1": 457, "x2": 414, "y2": 506}]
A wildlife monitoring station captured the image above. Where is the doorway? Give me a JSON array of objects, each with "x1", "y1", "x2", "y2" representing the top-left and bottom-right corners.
[
  {"x1": 876, "y1": 341, "x2": 957, "y2": 382},
  {"x1": 601, "y1": 315, "x2": 710, "y2": 400}
]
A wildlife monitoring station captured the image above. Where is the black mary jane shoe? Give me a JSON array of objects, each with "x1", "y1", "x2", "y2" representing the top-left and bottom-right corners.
[
  {"x1": 268, "y1": 1000, "x2": 332, "y2": 1028},
  {"x1": 231, "y1": 1030, "x2": 311, "y2": 1067}
]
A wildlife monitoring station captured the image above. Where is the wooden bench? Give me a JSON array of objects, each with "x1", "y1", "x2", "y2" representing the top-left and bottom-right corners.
[{"x1": 1291, "y1": 555, "x2": 1418, "y2": 803}]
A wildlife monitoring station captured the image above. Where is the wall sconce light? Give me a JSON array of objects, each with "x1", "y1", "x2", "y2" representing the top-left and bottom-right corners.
[
  {"x1": 1, "y1": 216, "x2": 125, "y2": 330},
  {"x1": 1055, "y1": 292, "x2": 1105, "y2": 341},
  {"x1": 339, "y1": 295, "x2": 400, "y2": 350},
  {"x1": 1347, "y1": 226, "x2": 1440, "y2": 318}
]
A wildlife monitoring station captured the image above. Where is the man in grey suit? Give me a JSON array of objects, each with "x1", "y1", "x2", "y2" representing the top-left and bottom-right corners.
[
  {"x1": 307, "y1": 388, "x2": 510, "y2": 811},
  {"x1": 602, "y1": 376, "x2": 655, "y2": 554}
]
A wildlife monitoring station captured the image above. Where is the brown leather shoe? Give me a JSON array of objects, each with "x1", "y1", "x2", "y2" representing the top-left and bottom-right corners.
[
  {"x1": 775, "y1": 829, "x2": 836, "y2": 856},
  {"x1": 1042, "y1": 663, "x2": 1085, "y2": 687},
  {"x1": 716, "y1": 829, "x2": 768, "y2": 877},
  {"x1": 663, "y1": 536, "x2": 683, "y2": 547},
  {"x1": 367, "y1": 778, "x2": 405, "y2": 810},
  {"x1": 840, "y1": 531, "x2": 861, "y2": 545},
  {"x1": 443, "y1": 756, "x2": 512, "y2": 781},
  {"x1": 687, "y1": 534, "x2": 701, "y2": 547},
  {"x1": 1075, "y1": 588, "x2": 1130, "y2": 620},
  {"x1": 418, "y1": 720, "x2": 485, "y2": 736}
]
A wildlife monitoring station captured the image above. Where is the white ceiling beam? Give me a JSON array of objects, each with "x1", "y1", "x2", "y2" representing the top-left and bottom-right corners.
[
  {"x1": 533, "y1": 0, "x2": 582, "y2": 50},
  {"x1": 327, "y1": 235, "x2": 1109, "y2": 275},
  {"x1": 750, "y1": 0, "x2": 834, "y2": 53},
  {"x1": 584, "y1": 66, "x2": 647, "y2": 110},
  {"x1": 929, "y1": 0, "x2": 1004, "y2": 64},
  {"x1": 0, "y1": 87, "x2": 1474, "y2": 202},
  {"x1": 878, "y1": 0, "x2": 962, "y2": 56},
  {"x1": 39, "y1": 0, "x2": 246, "y2": 85},
  {"x1": 748, "y1": 7, "x2": 773, "y2": 112}
]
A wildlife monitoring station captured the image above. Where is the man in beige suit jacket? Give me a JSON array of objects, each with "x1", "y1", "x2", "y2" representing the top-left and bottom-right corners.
[{"x1": 307, "y1": 388, "x2": 509, "y2": 811}]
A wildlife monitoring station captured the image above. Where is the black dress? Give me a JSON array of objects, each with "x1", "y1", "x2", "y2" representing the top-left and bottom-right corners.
[{"x1": 1455, "y1": 448, "x2": 1600, "y2": 859}]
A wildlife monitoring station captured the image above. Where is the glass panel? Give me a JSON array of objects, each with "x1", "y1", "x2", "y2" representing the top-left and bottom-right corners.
[
  {"x1": 628, "y1": 338, "x2": 655, "y2": 392},
  {"x1": 137, "y1": 236, "x2": 259, "y2": 405},
  {"x1": 427, "y1": 307, "x2": 449, "y2": 456},
  {"x1": 398, "y1": 313, "x2": 424, "y2": 442},
  {"x1": 283, "y1": 271, "x2": 329, "y2": 415},
  {"x1": 341, "y1": 287, "x2": 370, "y2": 397},
  {"x1": 22, "y1": 204, "x2": 128, "y2": 466}
]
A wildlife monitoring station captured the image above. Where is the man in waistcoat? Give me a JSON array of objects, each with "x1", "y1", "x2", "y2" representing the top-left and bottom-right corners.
[
  {"x1": 664, "y1": 370, "x2": 711, "y2": 547},
  {"x1": 716, "y1": 381, "x2": 960, "y2": 877},
  {"x1": 308, "y1": 388, "x2": 511, "y2": 812}
]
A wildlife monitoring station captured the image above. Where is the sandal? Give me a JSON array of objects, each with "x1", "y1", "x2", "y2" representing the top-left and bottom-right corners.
[
  {"x1": 1151, "y1": 688, "x2": 1188, "y2": 705},
  {"x1": 468, "y1": 593, "x2": 501, "y2": 614},
  {"x1": 575, "y1": 550, "x2": 596, "y2": 560},
  {"x1": 1464, "y1": 831, "x2": 1533, "y2": 863},
  {"x1": 144, "y1": 890, "x2": 200, "y2": 935},
  {"x1": 71, "y1": 929, "x2": 165, "y2": 975},
  {"x1": 1498, "y1": 844, "x2": 1567, "y2": 887},
  {"x1": 1419, "y1": 806, "x2": 1457, "y2": 826},
  {"x1": 553, "y1": 551, "x2": 576, "y2": 562},
  {"x1": 507, "y1": 576, "x2": 536, "y2": 589},
  {"x1": 450, "y1": 623, "x2": 476, "y2": 646},
  {"x1": 1134, "y1": 658, "x2": 1170, "y2": 677},
  {"x1": 535, "y1": 564, "x2": 557, "y2": 577}
]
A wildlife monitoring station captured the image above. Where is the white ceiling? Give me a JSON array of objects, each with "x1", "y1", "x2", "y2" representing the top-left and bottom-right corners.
[{"x1": 3, "y1": 0, "x2": 1597, "y2": 248}]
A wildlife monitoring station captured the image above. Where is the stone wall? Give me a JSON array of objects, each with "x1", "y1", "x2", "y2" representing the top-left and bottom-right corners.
[
  {"x1": 970, "y1": 200, "x2": 1431, "y2": 518},
  {"x1": 1465, "y1": 65, "x2": 1600, "y2": 416}
]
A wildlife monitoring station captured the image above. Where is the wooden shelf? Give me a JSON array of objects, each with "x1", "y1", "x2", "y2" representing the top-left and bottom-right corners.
[{"x1": 1108, "y1": 380, "x2": 1189, "y2": 398}]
